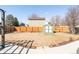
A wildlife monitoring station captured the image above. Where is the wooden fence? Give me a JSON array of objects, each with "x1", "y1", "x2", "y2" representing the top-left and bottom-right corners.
[
  {"x1": 54, "y1": 26, "x2": 70, "y2": 33},
  {"x1": 5, "y1": 26, "x2": 15, "y2": 33},
  {"x1": 15, "y1": 26, "x2": 43, "y2": 32},
  {"x1": 15, "y1": 26, "x2": 70, "y2": 33}
]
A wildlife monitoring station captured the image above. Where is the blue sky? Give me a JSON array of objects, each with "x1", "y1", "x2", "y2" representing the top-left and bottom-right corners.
[{"x1": 0, "y1": 5, "x2": 72, "y2": 24}]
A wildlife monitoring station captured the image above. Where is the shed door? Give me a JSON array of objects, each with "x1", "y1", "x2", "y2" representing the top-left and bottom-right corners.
[{"x1": 45, "y1": 26, "x2": 52, "y2": 33}]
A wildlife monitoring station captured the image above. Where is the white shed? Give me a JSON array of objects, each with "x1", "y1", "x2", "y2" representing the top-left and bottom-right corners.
[{"x1": 44, "y1": 22, "x2": 53, "y2": 33}]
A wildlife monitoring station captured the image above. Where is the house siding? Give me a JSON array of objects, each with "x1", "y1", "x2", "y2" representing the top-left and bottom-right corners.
[{"x1": 28, "y1": 20, "x2": 45, "y2": 27}]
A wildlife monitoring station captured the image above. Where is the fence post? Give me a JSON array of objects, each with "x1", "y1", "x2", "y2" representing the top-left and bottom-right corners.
[{"x1": 0, "y1": 9, "x2": 5, "y2": 49}]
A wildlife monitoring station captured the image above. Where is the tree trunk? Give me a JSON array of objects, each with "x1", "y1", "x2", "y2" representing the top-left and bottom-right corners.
[{"x1": 70, "y1": 26, "x2": 76, "y2": 34}]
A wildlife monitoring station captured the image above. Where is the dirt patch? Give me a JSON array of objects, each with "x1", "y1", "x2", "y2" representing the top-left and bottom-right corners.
[{"x1": 0, "y1": 32, "x2": 79, "y2": 49}]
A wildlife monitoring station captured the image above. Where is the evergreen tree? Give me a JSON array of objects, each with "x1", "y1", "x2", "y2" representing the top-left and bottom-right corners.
[{"x1": 5, "y1": 14, "x2": 19, "y2": 26}]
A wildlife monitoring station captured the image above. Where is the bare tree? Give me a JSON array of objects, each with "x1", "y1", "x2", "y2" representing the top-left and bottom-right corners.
[
  {"x1": 65, "y1": 6, "x2": 79, "y2": 34},
  {"x1": 60, "y1": 20, "x2": 66, "y2": 26},
  {"x1": 51, "y1": 16, "x2": 61, "y2": 26}
]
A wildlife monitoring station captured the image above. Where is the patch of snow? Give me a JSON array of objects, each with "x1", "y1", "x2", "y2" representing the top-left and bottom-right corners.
[{"x1": 28, "y1": 41, "x2": 79, "y2": 54}]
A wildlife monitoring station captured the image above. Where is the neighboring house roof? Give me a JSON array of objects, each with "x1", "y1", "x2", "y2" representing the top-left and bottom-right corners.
[{"x1": 28, "y1": 14, "x2": 45, "y2": 20}]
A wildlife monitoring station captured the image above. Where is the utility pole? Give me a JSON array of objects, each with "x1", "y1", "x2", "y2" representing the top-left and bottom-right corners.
[{"x1": 0, "y1": 9, "x2": 5, "y2": 49}]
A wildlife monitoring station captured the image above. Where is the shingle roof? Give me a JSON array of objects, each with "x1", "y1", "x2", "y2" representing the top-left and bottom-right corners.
[{"x1": 28, "y1": 14, "x2": 45, "y2": 20}]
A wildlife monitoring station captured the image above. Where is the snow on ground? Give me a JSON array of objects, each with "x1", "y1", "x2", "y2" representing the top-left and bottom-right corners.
[{"x1": 28, "y1": 41, "x2": 79, "y2": 54}]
